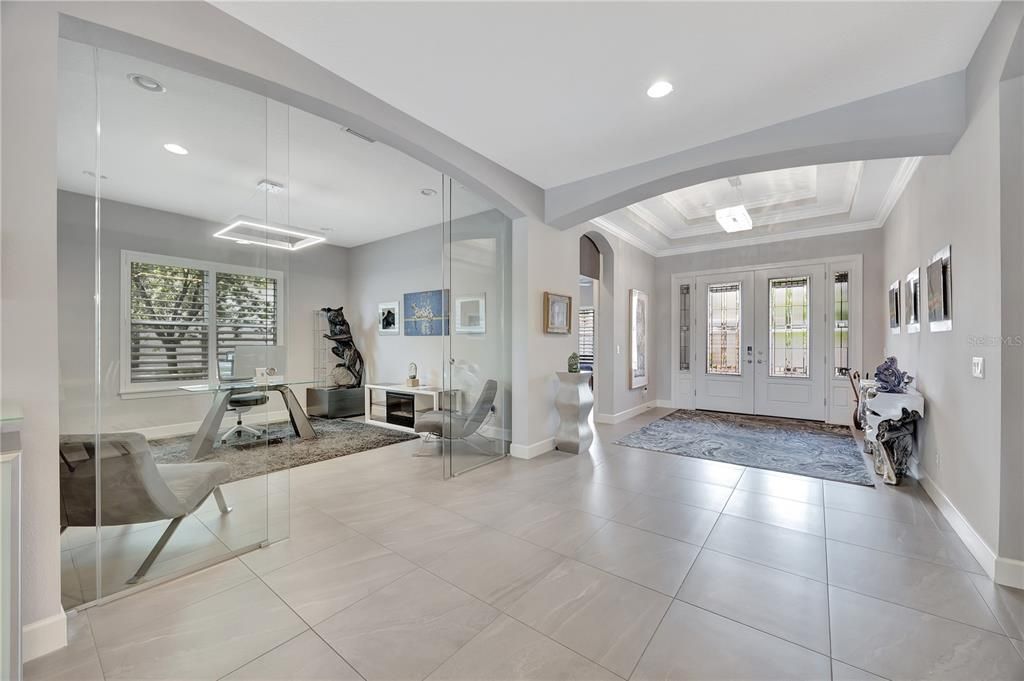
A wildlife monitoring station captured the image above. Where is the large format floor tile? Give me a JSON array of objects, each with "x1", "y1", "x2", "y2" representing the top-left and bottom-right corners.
[
  {"x1": 316, "y1": 569, "x2": 497, "y2": 681},
  {"x1": 827, "y1": 540, "x2": 1002, "y2": 633},
  {"x1": 492, "y1": 501, "x2": 607, "y2": 556},
  {"x1": 969, "y1": 572, "x2": 1024, "y2": 640},
  {"x1": 261, "y1": 534, "x2": 416, "y2": 625},
  {"x1": 573, "y1": 521, "x2": 699, "y2": 595},
  {"x1": 91, "y1": 579, "x2": 307, "y2": 680},
  {"x1": 677, "y1": 549, "x2": 830, "y2": 654},
  {"x1": 632, "y1": 600, "x2": 831, "y2": 681},
  {"x1": 24, "y1": 613, "x2": 104, "y2": 681},
  {"x1": 723, "y1": 489, "x2": 825, "y2": 536},
  {"x1": 612, "y1": 493, "x2": 719, "y2": 544},
  {"x1": 636, "y1": 474, "x2": 734, "y2": 512},
  {"x1": 736, "y1": 468, "x2": 824, "y2": 505},
  {"x1": 829, "y1": 586, "x2": 1024, "y2": 681},
  {"x1": 538, "y1": 480, "x2": 638, "y2": 519},
  {"x1": 425, "y1": 615, "x2": 620, "y2": 681},
  {"x1": 221, "y1": 630, "x2": 362, "y2": 680},
  {"x1": 824, "y1": 480, "x2": 936, "y2": 526},
  {"x1": 703, "y1": 513, "x2": 827, "y2": 581},
  {"x1": 423, "y1": 528, "x2": 562, "y2": 610},
  {"x1": 506, "y1": 558, "x2": 670, "y2": 678}
]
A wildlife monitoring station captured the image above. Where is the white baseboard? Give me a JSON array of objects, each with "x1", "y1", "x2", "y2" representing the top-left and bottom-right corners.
[
  {"x1": 995, "y1": 557, "x2": 1024, "y2": 589},
  {"x1": 510, "y1": 438, "x2": 554, "y2": 459},
  {"x1": 919, "y1": 472, "x2": 998, "y2": 581},
  {"x1": 23, "y1": 610, "x2": 67, "y2": 662},
  {"x1": 595, "y1": 401, "x2": 657, "y2": 425},
  {"x1": 136, "y1": 410, "x2": 291, "y2": 440}
]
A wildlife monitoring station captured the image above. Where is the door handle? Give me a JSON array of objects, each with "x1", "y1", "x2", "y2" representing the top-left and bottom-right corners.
[{"x1": 757, "y1": 359, "x2": 764, "y2": 364}]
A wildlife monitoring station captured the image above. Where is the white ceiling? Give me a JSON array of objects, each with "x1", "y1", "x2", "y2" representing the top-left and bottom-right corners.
[
  {"x1": 592, "y1": 157, "x2": 920, "y2": 256},
  {"x1": 217, "y1": 1, "x2": 996, "y2": 188},
  {"x1": 57, "y1": 40, "x2": 494, "y2": 248}
]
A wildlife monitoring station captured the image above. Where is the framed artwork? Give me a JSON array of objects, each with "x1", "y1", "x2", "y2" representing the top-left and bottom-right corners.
[
  {"x1": 454, "y1": 294, "x2": 486, "y2": 334},
  {"x1": 630, "y1": 289, "x2": 649, "y2": 389},
  {"x1": 905, "y1": 268, "x2": 920, "y2": 334},
  {"x1": 927, "y1": 245, "x2": 952, "y2": 332},
  {"x1": 888, "y1": 280, "x2": 901, "y2": 335},
  {"x1": 403, "y1": 289, "x2": 449, "y2": 336},
  {"x1": 543, "y1": 292, "x2": 572, "y2": 334},
  {"x1": 377, "y1": 301, "x2": 399, "y2": 336}
]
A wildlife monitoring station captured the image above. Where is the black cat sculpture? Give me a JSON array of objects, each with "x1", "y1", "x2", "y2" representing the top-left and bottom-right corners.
[{"x1": 321, "y1": 306, "x2": 364, "y2": 389}]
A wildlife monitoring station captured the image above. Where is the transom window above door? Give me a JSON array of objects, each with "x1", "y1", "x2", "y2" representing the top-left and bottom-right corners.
[
  {"x1": 707, "y1": 283, "x2": 742, "y2": 375},
  {"x1": 768, "y1": 276, "x2": 810, "y2": 378}
]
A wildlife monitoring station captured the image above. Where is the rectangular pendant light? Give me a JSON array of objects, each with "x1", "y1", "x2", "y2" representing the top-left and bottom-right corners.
[
  {"x1": 715, "y1": 205, "x2": 753, "y2": 233},
  {"x1": 213, "y1": 219, "x2": 325, "y2": 251}
]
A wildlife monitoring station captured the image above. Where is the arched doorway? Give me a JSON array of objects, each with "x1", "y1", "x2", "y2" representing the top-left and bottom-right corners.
[{"x1": 580, "y1": 231, "x2": 615, "y2": 419}]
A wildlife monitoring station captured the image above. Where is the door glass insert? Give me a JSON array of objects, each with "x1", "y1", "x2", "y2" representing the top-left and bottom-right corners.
[
  {"x1": 833, "y1": 272, "x2": 850, "y2": 376},
  {"x1": 679, "y1": 284, "x2": 690, "y2": 371},
  {"x1": 768, "y1": 277, "x2": 810, "y2": 378},
  {"x1": 707, "y1": 283, "x2": 741, "y2": 375}
]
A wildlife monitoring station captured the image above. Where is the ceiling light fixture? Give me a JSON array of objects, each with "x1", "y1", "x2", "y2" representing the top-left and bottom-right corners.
[
  {"x1": 256, "y1": 179, "x2": 286, "y2": 194},
  {"x1": 127, "y1": 73, "x2": 165, "y2": 93},
  {"x1": 214, "y1": 219, "x2": 325, "y2": 251},
  {"x1": 163, "y1": 143, "x2": 189, "y2": 155},
  {"x1": 82, "y1": 170, "x2": 109, "y2": 180},
  {"x1": 715, "y1": 205, "x2": 753, "y2": 233},
  {"x1": 420, "y1": 188, "x2": 437, "y2": 197},
  {"x1": 646, "y1": 81, "x2": 674, "y2": 98},
  {"x1": 343, "y1": 127, "x2": 376, "y2": 143}
]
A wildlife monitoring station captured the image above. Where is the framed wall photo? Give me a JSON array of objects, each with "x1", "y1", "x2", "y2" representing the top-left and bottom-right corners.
[
  {"x1": 454, "y1": 294, "x2": 486, "y2": 334},
  {"x1": 927, "y1": 245, "x2": 952, "y2": 332},
  {"x1": 630, "y1": 289, "x2": 649, "y2": 389},
  {"x1": 905, "y1": 268, "x2": 921, "y2": 334},
  {"x1": 378, "y1": 301, "x2": 399, "y2": 336},
  {"x1": 888, "y1": 280, "x2": 901, "y2": 335},
  {"x1": 404, "y1": 289, "x2": 449, "y2": 336},
  {"x1": 543, "y1": 292, "x2": 572, "y2": 334}
]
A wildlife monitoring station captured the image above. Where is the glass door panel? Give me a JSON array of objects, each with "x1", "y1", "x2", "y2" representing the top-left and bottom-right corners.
[{"x1": 695, "y1": 272, "x2": 754, "y2": 414}]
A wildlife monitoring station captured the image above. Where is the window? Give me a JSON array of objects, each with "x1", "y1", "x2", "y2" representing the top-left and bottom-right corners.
[
  {"x1": 768, "y1": 277, "x2": 810, "y2": 378},
  {"x1": 678, "y1": 284, "x2": 690, "y2": 371},
  {"x1": 707, "y1": 283, "x2": 741, "y2": 375},
  {"x1": 122, "y1": 251, "x2": 282, "y2": 393},
  {"x1": 578, "y1": 307, "x2": 595, "y2": 369},
  {"x1": 834, "y1": 272, "x2": 850, "y2": 376}
]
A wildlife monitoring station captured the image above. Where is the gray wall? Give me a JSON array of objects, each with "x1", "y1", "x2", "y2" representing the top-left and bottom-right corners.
[
  {"x1": 57, "y1": 190, "x2": 349, "y2": 434},
  {"x1": 651, "y1": 229, "x2": 886, "y2": 403}
]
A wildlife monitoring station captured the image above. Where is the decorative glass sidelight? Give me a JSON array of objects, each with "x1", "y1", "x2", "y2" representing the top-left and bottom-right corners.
[
  {"x1": 833, "y1": 272, "x2": 850, "y2": 376},
  {"x1": 768, "y1": 277, "x2": 810, "y2": 378},
  {"x1": 707, "y1": 283, "x2": 742, "y2": 375},
  {"x1": 678, "y1": 284, "x2": 690, "y2": 371}
]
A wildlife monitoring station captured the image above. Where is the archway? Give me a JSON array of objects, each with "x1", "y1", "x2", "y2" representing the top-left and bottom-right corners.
[{"x1": 580, "y1": 231, "x2": 615, "y2": 420}]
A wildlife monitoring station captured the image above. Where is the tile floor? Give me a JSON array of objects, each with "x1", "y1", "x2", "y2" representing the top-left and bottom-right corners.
[{"x1": 30, "y1": 408, "x2": 1024, "y2": 681}]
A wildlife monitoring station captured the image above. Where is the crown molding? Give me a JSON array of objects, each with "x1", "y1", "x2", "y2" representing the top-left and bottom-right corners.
[{"x1": 589, "y1": 217, "x2": 659, "y2": 256}]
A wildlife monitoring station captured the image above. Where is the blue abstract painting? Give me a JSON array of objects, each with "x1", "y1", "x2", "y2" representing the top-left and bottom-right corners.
[{"x1": 403, "y1": 289, "x2": 449, "y2": 336}]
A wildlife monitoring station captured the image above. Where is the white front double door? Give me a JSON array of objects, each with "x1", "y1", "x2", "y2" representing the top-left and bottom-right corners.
[{"x1": 695, "y1": 264, "x2": 826, "y2": 420}]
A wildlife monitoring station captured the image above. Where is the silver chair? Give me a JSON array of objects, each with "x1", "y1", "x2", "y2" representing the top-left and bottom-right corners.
[
  {"x1": 59, "y1": 432, "x2": 232, "y2": 584},
  {"x1": 221, "y1": 391, "x2": 269, "y2": 442},
  {"x1": 414, "y1": 379, "x2": 498, "y2": 456}
]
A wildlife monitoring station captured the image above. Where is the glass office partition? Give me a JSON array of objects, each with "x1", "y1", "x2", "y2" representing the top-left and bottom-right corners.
[
  {"x1": 442, "y1": 179, "x2": 512, "y2": 477},
  {"x1": 57, "y1": 40, "x2": 293, "y2": 607}
]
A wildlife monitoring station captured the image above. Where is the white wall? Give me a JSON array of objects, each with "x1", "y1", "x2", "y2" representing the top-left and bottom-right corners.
[
  {"x1": 57, "y1": 190, "x2": 349, "y2": 435},
  {"x1": 880, "y1": 4, "x2": 1023, "y2": 580},
  {"x1": 651, "y1": 229, "x2": 886, "y2": 404}
]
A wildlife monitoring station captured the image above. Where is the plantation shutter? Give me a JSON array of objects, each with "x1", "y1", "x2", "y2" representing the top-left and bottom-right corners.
[
  {"x1": 216, "y1": 272, "x2": 278, "y2": 369},
  {"x1": 578, "y1": 307, "x2": 595, "y2": 365},
  {"x1": 129, "y1": 262, "x2": 210, "y2": 383}
]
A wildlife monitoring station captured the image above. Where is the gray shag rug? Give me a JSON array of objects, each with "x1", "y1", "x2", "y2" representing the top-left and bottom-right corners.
[
  {"x1": 615, "y1": 410, "x2": 873, "y2": 486},
  {"x1": 150, "y1": 417, "x2": 419, "y2": 483}
]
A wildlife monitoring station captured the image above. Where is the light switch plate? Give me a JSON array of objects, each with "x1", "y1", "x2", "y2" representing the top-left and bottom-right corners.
[{"x1": 972, "y1": 356, "x2": 985, "y2": 378}]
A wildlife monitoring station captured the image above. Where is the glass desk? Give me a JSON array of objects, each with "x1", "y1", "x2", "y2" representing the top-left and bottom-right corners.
[{"x1": 179, "y1": 379, "x2": 319, "y2": 460}]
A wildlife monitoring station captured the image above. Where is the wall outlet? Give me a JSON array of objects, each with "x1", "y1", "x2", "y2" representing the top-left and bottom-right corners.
[{"x1": 972, "y1": 356, "x2": 985, "y2": 379}]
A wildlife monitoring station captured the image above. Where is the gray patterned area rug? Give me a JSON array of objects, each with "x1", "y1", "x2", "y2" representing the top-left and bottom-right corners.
[
  {"x1": 615, "y1": 410, "x2": 873, "y2": 486},
  {"x1": 151, "y1": 417, "x2": 419, "y2": 483}
]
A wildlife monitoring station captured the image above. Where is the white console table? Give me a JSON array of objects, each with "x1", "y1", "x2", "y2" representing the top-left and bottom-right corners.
[
  {"x1": 859, "y1": 381, "x2": 925, "y2": 485},
  {"x1": 364, "y1": 384, "x2": 459, "y2": 434}
]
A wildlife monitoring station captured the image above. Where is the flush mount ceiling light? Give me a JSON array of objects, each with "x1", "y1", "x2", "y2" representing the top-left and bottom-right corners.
[
  {"x1": 163, "y1": 143, "x2": 189, "y2": 155},
  {"x1": 256, "y1": 179, "x2": 286, "y2": 194},
  {"x1": 127, "y1": 73, "x2": 165, "y2": 93},
  {"x1": 646, "y1": 81, "x2": 674, "y2": 98},
  {"x1": 420, "y1": 188, "x2": 437, "y2": 196},
  {"x1": 214, "y1": 219, "x2": 325, "y2": 251},
  {"x1": 715, "y1": 205, "x2": 753, "y2": 233}
]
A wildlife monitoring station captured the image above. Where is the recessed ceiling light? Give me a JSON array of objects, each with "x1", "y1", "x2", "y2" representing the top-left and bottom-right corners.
[
  {"x1": 163, "y1": 143, "x2": 189, "y2": 155},
  {"x1": 256, "y1": 179, "x2": 286, "y2": 194},
  {"x1": 420, "y1": 188, "x2": 437, "y2": 197},
  {"x1": 715, "y1": 205, "x2": 753, "y2": 233},
  {"x1": 82, "y1": 170, "x2": 109, "y2": 180},
  {"x1": 646, "y1": 81, "x2": 674, "y2": 98},
  {"x1": 127, "y1": 73, "x2": 165, "y2": 93}
]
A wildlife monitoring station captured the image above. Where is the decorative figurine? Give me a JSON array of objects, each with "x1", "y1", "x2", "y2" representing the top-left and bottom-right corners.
[
  {"x1": 567, "y1": 352, "x2": 580, "y2": 373},
  {"x1": 321, "y1": 306, "x2": 364, "y2": 389},
  {"x1": 874, "y1": 356, "x2": 913, "y2": 394},
  {"x1": 407, "y1": 362, "x2": 419, "y2": 387}
]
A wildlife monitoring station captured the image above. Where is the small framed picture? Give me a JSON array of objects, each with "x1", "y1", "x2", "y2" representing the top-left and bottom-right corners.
[
  {"x1": 888, "y1": 280, "x2": 901, "y2": 335},
  {"x1": 543, "y1": 292, "x2": 572, "y2": 334},
  {"x1": 905, "y1": 268, "x2": 921, "y2": 334},
  {"x1": 927, "y1": 245, "x2": 952, "y2": 332},
  {"x1": 378, "y1": 301, "x2": 399, "y2": 336},
  {"x1": 454, "y1": 295, "x2": 486, "y2": 334}
]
